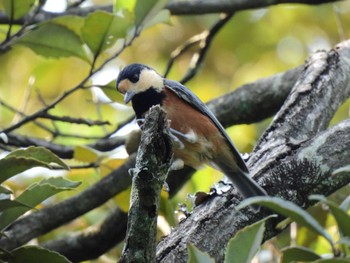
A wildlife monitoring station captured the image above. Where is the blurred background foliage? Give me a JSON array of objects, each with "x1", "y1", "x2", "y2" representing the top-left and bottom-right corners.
[{"x1": 0, "y1": 0, "x2": 350, "y2": 262}]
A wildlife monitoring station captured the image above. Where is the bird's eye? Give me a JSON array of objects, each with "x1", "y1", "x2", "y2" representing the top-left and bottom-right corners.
[{"x1": 129, "y1": 74, "x2": 139, "y2": 83}]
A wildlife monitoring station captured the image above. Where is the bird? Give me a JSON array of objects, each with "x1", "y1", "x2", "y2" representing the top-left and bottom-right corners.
[{"x1": 116, "y1": 63, "x2": 267, "y2": 199}]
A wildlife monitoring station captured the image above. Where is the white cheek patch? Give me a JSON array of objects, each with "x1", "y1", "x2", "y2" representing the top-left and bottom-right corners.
[{"x1": 129, "y1": 69, "x2": 164, "y2": 93}]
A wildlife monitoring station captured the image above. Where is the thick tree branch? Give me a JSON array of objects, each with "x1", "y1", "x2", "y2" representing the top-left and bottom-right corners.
[
  {"x1": 0, "y1": 0, "x2": 340, "y2": 25},
  {"x1": 156, "y1": 40, "x2": 350, "y2": 262},
  {"x1": 166, "y1": 0, "x2": 340, "y2": 15},
  {"x1": 119, "y1": 106, "x2": 172, "y2": 263},
  {"x1": 43, "y1": 208, "x2": 128, "y2": 262}
]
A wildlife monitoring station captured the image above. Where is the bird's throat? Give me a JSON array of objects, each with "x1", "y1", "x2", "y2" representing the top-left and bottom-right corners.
[{"x1": 131, "y1": 88, "x2": 165, "y2": 118}]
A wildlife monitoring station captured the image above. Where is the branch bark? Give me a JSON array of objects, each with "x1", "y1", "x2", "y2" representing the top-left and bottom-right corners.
[
  {"x1": 156, "y1": 40, "x2": 350, "y2": 262},
  {"x1": 119, "y1": 105, "x2": 172, "y2": 263},
  {"x1": 43, "y1": 208, "x2": 128, "y2": 262},
  {"x1": 0, "y1": 0, "x2": 340, "y2": 25}
]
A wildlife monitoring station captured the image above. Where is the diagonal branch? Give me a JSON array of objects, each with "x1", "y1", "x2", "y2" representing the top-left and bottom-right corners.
[
  {"x1": 156, "y1": 39, "x2": 350, "y2": 262},
  {"x1": 164, "y1": 13, "x2": 234, "y2": 83},
  {"x1": 0, "y1": 0, "x2": 340, "y2": 26}
]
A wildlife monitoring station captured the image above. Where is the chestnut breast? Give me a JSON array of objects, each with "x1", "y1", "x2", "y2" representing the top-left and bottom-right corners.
[{"x1": 163, "y1": 87, "x2": 234, "y2": 169}]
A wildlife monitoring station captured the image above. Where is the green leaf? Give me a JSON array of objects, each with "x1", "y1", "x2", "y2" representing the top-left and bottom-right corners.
[
  {"x1": 7, "y1": 146, "x2": 69, "y2": 170},
  {"x1": 5, "y1": 246, "x2": 71, "y2": 263},
  {"x1": 309, "y1": 195, "x2": 350, "y2": 238},
  {"x1": 0, "y1": 157, "x2": 50, "y2": 184},
  {"x1": 114, "y1": 0, "x2": 136, "y2": 13},
  {"x1": 0, "y1": 177, "x2": 81, "y2": 230},
  {"x1": 280, "y1": 246, "x2": 321, "y2": 263},
  {"x1": 143, "y1": 9, "x2": 170, "y2": 30},
  {"x1": 17, "y1": 23, "x2": 90, "y2": 62},
  {"x1": 73, "y1": 145, "x2": 99, "y2": 163},
  {"x1": 236, "y1": 196, "x2": 334, "y2": 248},
  {"x1": 225, "y1": 215, "x2": 275, "y2": 263},
  {"x1": 82, "y1": 10, "x2": 132, "y2": 55},
  {"x1": 187, "y1": 244, "x2": 215, "y2": 263},
  {"x1": 52, "y1": 15, "x2": 85, "y2": 37},
  {"x1": 0, "y1": 199, "x2": 31, "y2": 212},
  {"x1": 0, "y1": 185, "x2": 12, "y2": 196},
  {"x1": 99, "y1": 80, "x2": 124, "y2": 102},
  {"x1": 134, "y1": 0, "x2": 167, "y2": 27},
  {"x1": 340, "y1": 195, "x2": 350, "y2": 212},
  {"x1": 3, "y1": 0, "x2": 36, "y2": 19}
]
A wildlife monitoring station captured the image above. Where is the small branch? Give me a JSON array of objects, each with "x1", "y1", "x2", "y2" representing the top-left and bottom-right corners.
[
  {"x1": 164, "y1": 13, "x2": 234, "y2": 83},
  {"x1": 180, "y1": 13, "x2": 234, "y2": 84},
  {"x1": 42, "y1": 113, "x2": 110, "y2": 126},
  {"x1": 119, "y1": 106, "x2": 173, "y2": 263}
]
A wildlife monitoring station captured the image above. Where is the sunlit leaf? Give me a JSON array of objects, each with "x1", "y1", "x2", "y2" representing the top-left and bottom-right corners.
[
  {"x1": 7, "y1": 146, "x2": 68, "y2": 170},
  {"x1": 134, "y1": 0, "x2": 167, "y2": 27},
  {"x1": 143, "y1": 9, "x2": 170, "y2": 30},
  {"x1": 52, "y1": 15, "x2": 85, "y2": 37},
  {"x1": 100, "y1": 158, "x2": 125, "y2": 176},
  {"x1": 114, "y1": 187, "x2": 131, "y2": 212},
  {"x1": 114, "y1": 0, "x2": 136, "y2": 13},
  {"x1": 309, "y1": 195, "x2": 350, "y2": 238},
  {"x1": 236, "y1": 196, "x2": 334, "y2": 248},
  {"x1": 0, "y1": 157, "x2": 50, "y2": 184},
  {"x1": 5, "y1": 246, "x2": 71, "y2": 263},
  {"x1": 187, "y1": 243, "x2": 215, "y2": 263},
  {"x1": 225, "y1": 215, "x2": 276, "y2": 263},
  {"x1": 17, "y1": 23, "x2": 90, "y2": 62},
  {"x1": 3, "y1": 0, "x2": 35, "y2": 19},
  {"x1": 82, "y1": 10, "x2": 132, "y2": 55},
  {"x1": 280, "y1": 246, "x2": 321, "y2": 263},
  {"x1": 73, "y1": 145, "x2": 99, "y2": 163},
  {"x1": 99, "y1": 80, "x2": 124, "y2": 103},
  {"x1": 0, "y1": 177, "x2": 81, "y2": 230}
]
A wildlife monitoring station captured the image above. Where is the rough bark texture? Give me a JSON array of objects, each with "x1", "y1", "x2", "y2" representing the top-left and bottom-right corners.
[
  {"x1": 156, "y1": 40, "x2": 350, "y2": 262},
  {"x1": 119, "y1": 106, "x2": 172, "y2": 263}
]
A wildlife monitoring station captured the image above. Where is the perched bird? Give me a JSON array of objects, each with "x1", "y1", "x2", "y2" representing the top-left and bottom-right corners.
[{"x1": 116, "y1": 63, "x2": 267, "y2": 199}]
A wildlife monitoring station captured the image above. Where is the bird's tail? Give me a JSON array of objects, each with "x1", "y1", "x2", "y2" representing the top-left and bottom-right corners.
[{"x1": 227, "y1": 169, "x2": 267, "y2": 199}]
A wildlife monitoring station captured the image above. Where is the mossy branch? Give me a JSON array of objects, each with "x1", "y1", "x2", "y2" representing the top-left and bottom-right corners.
[{"x1": 119, "y1": 105, "x2": 173, "y2": 263}]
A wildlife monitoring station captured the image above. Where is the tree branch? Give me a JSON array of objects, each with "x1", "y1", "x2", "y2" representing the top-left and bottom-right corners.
[
  {"x1": 156, "y1": 40, "x2": 350, "y2": 262},
  {"x1": 43, "y1": 208, "x2": 128, "y2": 262},
  {"x1": 166, "y1": 0, "x2": 341, "y2": 15},
  {"x1": 0, "y1": 0, "x2": 340, "y2": 26},
  {"x1": 119, "y1": 105, "x2": 172, "y2": 263}
]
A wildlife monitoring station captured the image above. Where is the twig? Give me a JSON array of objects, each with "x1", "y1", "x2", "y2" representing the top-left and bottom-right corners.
[
  {"x1": 0, "y1": 98, "x2": 54, "y2": 134},
  {"x1": 42, "y1": 113, "x2": 110, "y2": 127},
  {"x1": 5, "y1": 0, "x2": 14, "y2": 41},
  {"x1": 164, "y1": 13, "x2": 234, "y2": 83},
  {"x1": 180, "y1": 13, "x2": 234, "y2": 84}
]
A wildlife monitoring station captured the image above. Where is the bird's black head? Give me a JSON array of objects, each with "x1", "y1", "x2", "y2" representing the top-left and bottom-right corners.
[{"x1": 116, "y1": 63, "x2": 164, "y2": 104}]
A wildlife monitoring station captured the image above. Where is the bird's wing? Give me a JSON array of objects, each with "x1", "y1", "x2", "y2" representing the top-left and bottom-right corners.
[{"x1": 164, "y1": 79, "x2": 249, "y2": 173}]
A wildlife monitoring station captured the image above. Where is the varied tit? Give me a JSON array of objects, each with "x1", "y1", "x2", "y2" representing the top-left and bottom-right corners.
[{"x1": 116, "y1": 63, "x2": 267, "y2": 199}]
